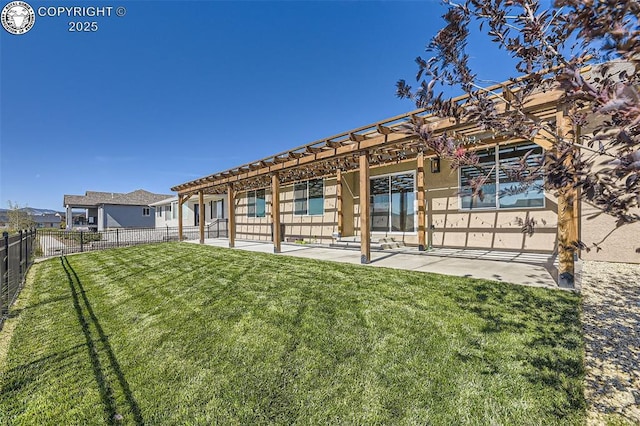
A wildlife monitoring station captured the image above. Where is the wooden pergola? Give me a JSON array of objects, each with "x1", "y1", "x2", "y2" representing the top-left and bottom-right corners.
[{"x1": 171, "y1": 79, "x2": 579, "y2": 285}]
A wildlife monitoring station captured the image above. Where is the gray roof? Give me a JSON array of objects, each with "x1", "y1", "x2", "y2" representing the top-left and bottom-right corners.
[{"x1": 64, "y1": 190, "x2": 173, "y2": 208}]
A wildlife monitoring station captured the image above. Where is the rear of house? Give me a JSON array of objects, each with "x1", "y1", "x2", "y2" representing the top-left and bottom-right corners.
[{"x1": 63, "y1": 190, "x2": 172, "y2": 231}]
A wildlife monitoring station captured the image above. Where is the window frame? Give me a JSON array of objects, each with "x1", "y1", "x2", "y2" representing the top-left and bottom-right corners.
[
  {"x1": 370, "y1": 171, "x2": 417, "y2": 234},
  {"x1": 142, "y1": 207, "x2": 151, "y2": 217},
  {"x1": 293, "y1": 179, "x2": 324, "y2": 216},
  {"x1": 246, "y1": 189, "x2": 266, "y2": 218},
  {"x1": 458, "y1": 142, "x2": 546, "y2": 211}
]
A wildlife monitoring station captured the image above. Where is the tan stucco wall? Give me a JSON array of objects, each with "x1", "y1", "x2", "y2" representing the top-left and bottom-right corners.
[
  {"x1": 427, "y1": 158, "x2": 558, "y2": 252},
  {"x1": 229, "y1": 153, "x2": 560, "y2": 254},
  {"x1": 580, "y1": 203, "x2": 640, "y2": 264},
  {"x1": 234, "y1": 178, "x2": 340, "y2": 243}
]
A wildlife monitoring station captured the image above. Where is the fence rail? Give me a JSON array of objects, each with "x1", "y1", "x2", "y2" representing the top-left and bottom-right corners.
[
  {"x1": 1, "y1": 229, "x2": 37, "y2": 327},
  {"x1": 37, "y1": 220, "x2": 228, "y2": 258}
]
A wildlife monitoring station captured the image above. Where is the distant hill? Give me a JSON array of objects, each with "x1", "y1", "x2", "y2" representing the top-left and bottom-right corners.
[{"x1": 0, "y1": 207, "x2": 64, "y2": 216}]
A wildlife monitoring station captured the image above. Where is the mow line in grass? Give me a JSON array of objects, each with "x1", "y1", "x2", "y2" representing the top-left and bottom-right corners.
[{"x1": 0, "y1": 243, "x2": 585, "y2": 425}]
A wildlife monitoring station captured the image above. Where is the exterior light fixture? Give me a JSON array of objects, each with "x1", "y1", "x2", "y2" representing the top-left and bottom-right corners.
[{"x1": 430, "y1": 158, "x2": 441, "y2": 173}]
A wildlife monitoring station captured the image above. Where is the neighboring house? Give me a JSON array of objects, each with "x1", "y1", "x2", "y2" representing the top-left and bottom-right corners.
[
  {"x1": 170, "y1": 64, "x2": 640, "y2": 266},
  {"x1": 32, "y1": 213, "x2": 62, "y2": 229},
  {"x1": 63, "y1": 190, "x2": 172, "y2": 231},
  {"x1": 151, "y1": 195, "x2": 226, "y2": 228}
]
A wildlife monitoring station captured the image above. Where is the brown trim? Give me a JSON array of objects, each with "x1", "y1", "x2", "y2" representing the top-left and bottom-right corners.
[
  {"x1": 359, "y1": 153, "x2": 370, "y2": 264},
  {"x1": 271, "y1": 174, "x2": 281, "y2": 253}
]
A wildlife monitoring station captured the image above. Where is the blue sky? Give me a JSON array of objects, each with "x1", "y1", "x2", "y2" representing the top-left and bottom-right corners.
[{"x1": 1, "y1": 0, "x2": 516, "y2": 210}]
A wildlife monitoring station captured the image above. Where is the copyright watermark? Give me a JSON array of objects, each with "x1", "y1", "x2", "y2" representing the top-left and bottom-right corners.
[{"x1": 1, "y1": 1, "x2": 127, "y2": 34}]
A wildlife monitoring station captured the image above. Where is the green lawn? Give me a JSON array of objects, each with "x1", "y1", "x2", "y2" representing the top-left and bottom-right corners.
[{"x1": 0, "y1": 243, "x2": 584, "y2": 425}]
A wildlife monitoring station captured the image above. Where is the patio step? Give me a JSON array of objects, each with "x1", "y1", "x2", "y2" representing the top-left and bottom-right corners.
[
  {"x1": 330, "y1": 236, "x2": 382, "y2": 250},
  {"x1": 378, "y1": 237, "x2": 407, "y2": 250}
]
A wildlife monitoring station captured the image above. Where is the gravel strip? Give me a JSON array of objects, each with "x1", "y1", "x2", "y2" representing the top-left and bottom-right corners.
[{"x1": 581, "y1": 260, "x2": 640, "y2": 425}]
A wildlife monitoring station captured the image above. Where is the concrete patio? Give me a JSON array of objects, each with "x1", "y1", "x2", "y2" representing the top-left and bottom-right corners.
[{"x1": 187, "y1": 238, "x2": 570, "y2": 290}]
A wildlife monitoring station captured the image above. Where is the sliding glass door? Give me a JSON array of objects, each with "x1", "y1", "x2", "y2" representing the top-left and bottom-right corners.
[{"x1": 370, "y1": 173, "x2": 415, "y2": 233}]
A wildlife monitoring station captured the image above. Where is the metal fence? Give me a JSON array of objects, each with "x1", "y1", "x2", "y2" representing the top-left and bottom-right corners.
[
  {"x1": 37, "y1": 220, "x2": 228, "y2": 258},
  {"x1": 1, "y1": 229, "x2": 37, "y2": 325}
]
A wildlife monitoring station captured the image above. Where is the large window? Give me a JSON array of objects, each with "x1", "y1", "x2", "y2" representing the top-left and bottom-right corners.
[
  {"x1": 460, "y1": 142, "x2": 545, "y2": 209},
  {"x1": 294, "y1": 179, "x2": 324, "y2": 216},
  {"x1": 371, "y1": 173, "x2": 415, "y2": 232},
  {"x1": 172, "y1": 201, "x2": 178, "y2": 219},
  {"x1": 247, "y1": 189, "x2": 266, "y2": 218},
  {"x1": 210, "y1": 199, "x2": 224, "y2": 219}
]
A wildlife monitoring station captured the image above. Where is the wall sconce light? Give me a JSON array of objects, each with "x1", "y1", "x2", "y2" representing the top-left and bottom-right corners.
[{"x1": 430, "y1": 158, "x2": 441, "y2": 173}]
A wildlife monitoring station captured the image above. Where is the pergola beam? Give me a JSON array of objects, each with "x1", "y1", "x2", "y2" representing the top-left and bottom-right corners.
[
  {"x1": 227, "y1": 184, "x2": 235, "y2": 248},
  {"x1": 271, "y1": 173, "x2": 281, "y2": 253},
  {"x1": 417, "y1": 152, "x2": 426, "y2": 251},
  {"x1": 359, "y1": 152, "x2": 370, "y2": 264},
  {"x1": 198, "y1": 190, "x2": 205, "y2": 244}
]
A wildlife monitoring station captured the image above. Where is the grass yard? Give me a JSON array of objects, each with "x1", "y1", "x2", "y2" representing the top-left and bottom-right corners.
[{"x1": 0, "y1": 243, "x2": 584, "y2": 425}]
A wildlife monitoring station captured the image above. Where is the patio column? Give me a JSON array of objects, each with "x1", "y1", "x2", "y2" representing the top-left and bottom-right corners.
[
  {"x1": 65, "y1": 205, "x2": 72, "y2": 229},
  {"x1": 556, "y1": 107, "x2": 577, "y2": 287},
  {"x1": 417, "y1": 152, "x2": 426, "y2": 251},
  {"x1": 198, "y1": 190, "x2": 205, "y2": 244},
  {"x1": 359, "y1": 152, "x2": 370, "y2": 264},
  {"x1": 178, "y1": 194, "x2": 184, "y2": 241},
  {"x1": 227, "y1": 184, "x2": 235, "y2": 248},
  {"x1": 336, "y1": 169, "x2": 343, "y2": 236},
  {"x1": 271, "y1": 173, "x2": 281, "y2": 253}
]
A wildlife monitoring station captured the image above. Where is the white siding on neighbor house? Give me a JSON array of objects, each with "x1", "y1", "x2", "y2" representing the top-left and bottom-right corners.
[{"x1": 154, "y1": 196, "x2": 225, "y2": 229}]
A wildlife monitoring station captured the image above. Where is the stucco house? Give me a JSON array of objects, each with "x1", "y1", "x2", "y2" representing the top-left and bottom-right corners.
[
  {"x1": 170, "y1": 64, "x2": 640, "y2": 287},
  {"x1": 63, "y1": 190, "x2": 172, "y2": 231}
]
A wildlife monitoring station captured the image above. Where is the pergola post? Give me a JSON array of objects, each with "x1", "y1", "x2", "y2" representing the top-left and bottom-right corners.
[
  {"x1": 556, "y1": 108, "x2": 577, "y2": 287},
  {"x1": 336, "y1": 169, "x2": 343, "y2": 236},
  {"x1": 417, "y1": 153, "x2": 426, "y2": 251},
  {"x1": 227, "y1": 184, "x2": 235, "y2": 248},
  {"x1": 178, "y1": 194, "x2": 184, "y2": 241},
  {"x1": 65, "y1": 205, "x2": 72, "y2": 229},
  {"x1": 359, "y1": 152, "x2": 370, "y2": 264},
  {"x1": 198, "y1": 190, "x2": 205, "y2": 244},
  {"x1": 271, "y1": 173, "x2": 281, "y2": 253}
]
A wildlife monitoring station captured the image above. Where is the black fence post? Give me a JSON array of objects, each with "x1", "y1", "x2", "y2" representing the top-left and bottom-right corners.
[
  {"x1": 26, "y1": 229, "x2": 30, "y2": 264},
  {"x1": 217, "y1": 220, "x2": 220, "y2": 238},
  {"x1": 116, "y1": 228, "x2": 120, "y2": 248},
  {"x1": 18, "y1": 230, "x2": 23, "y2": 275},
  {"x1": 2, "y1": 232, "x2": 8, "y2": 315},
  {"x1": 80, "y1": 231, "x2": 84, "y2": 253}
]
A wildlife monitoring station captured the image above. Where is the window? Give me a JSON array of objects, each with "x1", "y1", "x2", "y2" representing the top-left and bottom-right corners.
[
  {"x1": 371, "y1": 173, "x2": 415, "y2": 232},
  {"x1": 165, "y1": 203, "x2": 171, "y2": 219},
  {"x1": 459, "y1": 142, "x2": 545, "y2": 210},
  {"x1": 294, "y1": 179, "x2": 324, "y2": 216},
  {"x1": 247, "y1": 189, "x2": 266, "y2": 218},
  {"x1": 210, "y1": 200, "x2": 224, "y2": 219},
  {"x1": 156, "y1": 206, "x2": 163, "y2": 218},
  {"x1": 142, "y1": 207, "x2": 150, "y2": 216},
  {"x1": 172, "y1": 202, "x2": 178, "y2": 219}
]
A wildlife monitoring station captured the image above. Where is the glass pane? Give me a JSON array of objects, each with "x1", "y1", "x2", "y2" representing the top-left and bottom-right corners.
[
  {"x1": 294, "y1": 182, "x2": 307, "y2": 215},
  {"x1": 391, "y1": 174, "x2": 415, "y2": 232},
  {"x1": 460, "y1": 148, "x2": 497, "y2": 209},
  {"x1": 371, "y1": 177, "x2": 390, "y2": 232},
  {"x1": 308, "y1": 179, "x2": 324, "y2": 215},
  {"x1": 256, "y1": 189, "x2": 266, "y2": 218},
  {"x1": 247, "y1": 191, "x2": 256, "y2": 218},
  {"x1": 498, "y1": 143, "x2": 545, "y2": 208}
]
